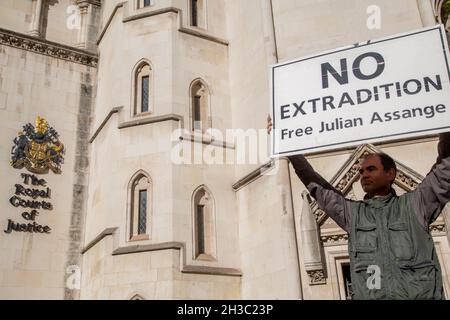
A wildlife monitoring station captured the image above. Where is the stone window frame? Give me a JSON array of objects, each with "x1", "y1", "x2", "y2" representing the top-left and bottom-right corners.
[
  {"x1": 136, "y1": 0, "x2": 154, "y2": 10},
  {"x1": 131, "y1": 59, "x2": 154, "y2": 117},
  {"x1": 127, "y1": 170, "x2": 152, "y2": 242},
  {"x1": 189, "y1": 0, "x2": 208, "y2": 30},
  {"x1": 192, "y1": 185, "x2": 217, "y2": 261},
  {"x1": 335, "y1": 258, "x2": 352, "y2": 300},
  {"x1": 189, "y1": 78, "x2": 212, "y2": 133},
  {"x1": 325, "y1": 249, "x2": 351, "y2": 300}
]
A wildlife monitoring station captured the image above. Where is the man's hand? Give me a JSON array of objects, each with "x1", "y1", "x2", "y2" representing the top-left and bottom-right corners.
[{"x1": 267, "y1": 114, "x2": 273, "y2": 135}]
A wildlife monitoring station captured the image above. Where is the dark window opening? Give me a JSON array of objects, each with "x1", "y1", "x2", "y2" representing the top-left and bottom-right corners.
[
  {"x1": 196, "y1": 204, "x2": 205, "y2": 254},
  {"x1": 193, "y1": 95, "x2": 201, "y2": 130},
  {"x1": 138, "y1": 190, "x2": 147, "y2": 234},
  {"x1": 191, "y1": 0, "x2": 198, "y2": 27},
  {"x1": 142, "y1": 76, "x2": 149, "y2": 113},
  {"x1": 342, "y1": 263, "x2": 353, "y2": 300}
]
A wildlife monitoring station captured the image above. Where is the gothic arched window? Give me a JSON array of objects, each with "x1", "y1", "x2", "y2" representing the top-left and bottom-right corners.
[
  {"x1": 190, "y1": 79, "x2": 211, "y2": 132},
  {"x1": 192, "y1": 186, "x2": 216, "y2": 260},
  {"x1": 133, "y1": 60, "x2": 153, "y2": 116},
  {"x1": 128, "y1": 171, "x2": 152, "y2": 241}
]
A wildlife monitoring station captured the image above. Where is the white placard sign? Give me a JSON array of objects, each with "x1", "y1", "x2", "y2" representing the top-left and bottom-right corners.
[{"x1": 271, "y1": 25, "x2": 450, "y2": 156}]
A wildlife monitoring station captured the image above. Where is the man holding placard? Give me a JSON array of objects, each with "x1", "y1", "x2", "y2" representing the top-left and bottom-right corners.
[
  {"x1": 268, "y1": 25, "x2": 450, "y2": 300},
  {"x1": 268, "y1": 116, "x2": 450, "y2": 300}
]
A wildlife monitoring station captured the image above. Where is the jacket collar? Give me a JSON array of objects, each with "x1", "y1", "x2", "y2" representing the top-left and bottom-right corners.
[{"x1": 364, "y1": 189, "x2": 397, "y2": 207}]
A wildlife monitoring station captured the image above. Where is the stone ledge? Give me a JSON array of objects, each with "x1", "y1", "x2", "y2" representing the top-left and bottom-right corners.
[
  {"x1": 82, "y1": 228, "x2": 242, "y2": 277},
  {"x1": 89, "y1": 106, "x2": 123, "y2": 143},
  {"x1": 97, "y1": 3, "x2": 229, "y2": 46},
  {"x1": 180, "y1": 133, "x2": 235, "y2": 150},
  {"x1": 89, "y1": 107, "x2": 184, "y2": 143},
  {"x1": 182, "y1": 265, "x2": 242, "y2": 277},
  {"x1": 178, "y1": 27, "x2": 229, "y2": 46},
  {"x1": 81, "y1": 227, "x2": 117, "y2": 254},
  {"x1": 232, "y1": 159, "x2": 279, "y2": 191},
  {"x1": 112, "y1": 241, "x2": 184, "y2": 255},
  {"x1": 89, "y1": 107, "x2": 236, "y2": 150},
  {"x1": 118, "y1": 114, "x2": 184, "y2": 130},
  {"x1": 0, "y1": 27, "x2": 98, "y2": 67}
]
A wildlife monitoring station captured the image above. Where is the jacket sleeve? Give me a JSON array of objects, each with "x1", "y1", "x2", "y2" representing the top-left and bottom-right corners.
[
  {"x1": 288, "y1": 155, "x2": 351, "y2": 232},
  {"x1": 411, "y1": 132, "x2": 450, "y2": 228}
]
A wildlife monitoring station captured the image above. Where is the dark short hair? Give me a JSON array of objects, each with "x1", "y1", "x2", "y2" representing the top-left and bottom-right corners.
[
  {"x1": 377, "y1": 152, "x2": 397, "y2": 174},
  {"x1": 364, "y1": 152, "x2": 397, "y2": 185}
]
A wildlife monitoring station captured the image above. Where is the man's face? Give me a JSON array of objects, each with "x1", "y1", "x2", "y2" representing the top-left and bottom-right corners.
[{"x1": 359, "y1": 154, "x2": 395, "y2": 197}]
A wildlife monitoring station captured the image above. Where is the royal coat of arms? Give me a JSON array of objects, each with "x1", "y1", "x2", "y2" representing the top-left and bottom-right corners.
[{"x1": 11, "y1": 117, "x2": 65, "y2": 174}]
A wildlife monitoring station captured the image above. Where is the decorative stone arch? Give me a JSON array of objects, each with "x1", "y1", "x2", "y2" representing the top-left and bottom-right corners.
[
  {"x1": 189, "y1": 78, "x2": 212, "y2": 133},
  {"x1": 300, "y1": 144, "x2": 447, "y2": 288},
  {"x1": 126, "y1": 170, "x2": 153, "y2": 241},
  {"x1": 191, "y1": 184, "x2": 217, "y2": 260},
  {"x1": 131, "y1": 58, "x2": 154, "y2": 116}
]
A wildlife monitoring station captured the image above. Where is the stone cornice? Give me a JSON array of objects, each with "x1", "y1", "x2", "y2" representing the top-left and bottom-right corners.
[
  {"x1": 320, "y1": 233, "x2": 349, "y2": 245},
  {"x1": 0, "y1": 27, "x2": 98, "y2": 67}
]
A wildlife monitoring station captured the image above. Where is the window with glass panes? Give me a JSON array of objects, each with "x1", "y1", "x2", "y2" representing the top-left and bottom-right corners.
[{"x1": 142, "y1": 76, "x2": 149, "y2": 113}]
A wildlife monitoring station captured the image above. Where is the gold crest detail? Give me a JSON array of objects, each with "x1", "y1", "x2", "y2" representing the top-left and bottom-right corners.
[{"x1": 11, "y1": 116, "x2": 65, "y2": 174}]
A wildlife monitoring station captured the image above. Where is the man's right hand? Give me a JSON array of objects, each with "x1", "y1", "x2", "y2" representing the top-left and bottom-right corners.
[{"x1": 267, "y1": 114, "x2": 273, "y2": 135}]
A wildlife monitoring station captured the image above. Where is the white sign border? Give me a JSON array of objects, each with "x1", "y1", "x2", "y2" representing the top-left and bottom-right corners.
[{"x1": 271, "y1": 25, "x2": 450, "y2": 157}]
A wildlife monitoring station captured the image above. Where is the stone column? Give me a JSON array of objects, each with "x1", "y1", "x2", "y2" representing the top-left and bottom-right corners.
[
  {"x1": 29, "y1": 0, "x2": 43, "y2": 37},
  {"x1": 76, "y1": 0, "x2": 90, "y2": 49},
  {"x1": 443, "y1": 205, "x2": 450, "y2": 246},
  {"x1": 76, "y1": 0, "x2": 101, "y2": 51},
  {"x1": 276, "y1": 158, "x2": 303, "y2": 299},
  {"x1": 261, "y1": 0, "x2": 278, "y2": 64},
  {"x1": 300, "y1": 191, "x2": 326, "y2": 285},
  {"x1": 417, "y1": 0, "x2": 438, "y2": 27}
]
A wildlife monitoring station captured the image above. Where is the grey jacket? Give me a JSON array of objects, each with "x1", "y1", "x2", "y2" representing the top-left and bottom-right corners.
[{"x1": 289, "y1": 133, "x2": 450, "y2": 299}]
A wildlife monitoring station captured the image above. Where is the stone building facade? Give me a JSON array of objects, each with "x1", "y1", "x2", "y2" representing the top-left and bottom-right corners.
[{"x1": 0, "y1": 0, "x2": 449, "y2": 299}]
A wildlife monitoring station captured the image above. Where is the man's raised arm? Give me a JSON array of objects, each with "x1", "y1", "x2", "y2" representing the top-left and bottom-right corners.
[
  {"x1": 288, "y1": 155, "x2": 351, "y2": 232},
  {"x1": 412, "y1": 132, "x2": 450, "y2": 228},
  {"x1": 435, "y1": 132, "x2": 450, "y2": 166}
]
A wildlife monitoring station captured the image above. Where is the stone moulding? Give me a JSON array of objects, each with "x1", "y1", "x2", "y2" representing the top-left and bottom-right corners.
[
  {"x1": 320, "y1": 233, "x2": 349, "y2": 245},
  {"x1": 430, "y1": 223, "x2": 446, "y2": 234},
  {"x1": 81, "y1": 227, "x2": 242, "y2": 277},
  {"x1": 306, "y1": 269, "x2": 327, "y2": 285},
  {"x1": 0, "y1": 27, "x2": 98, "y2": 67}
]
